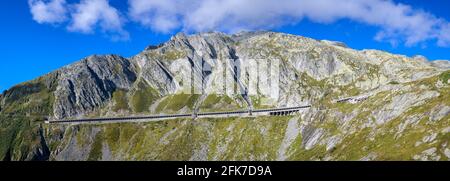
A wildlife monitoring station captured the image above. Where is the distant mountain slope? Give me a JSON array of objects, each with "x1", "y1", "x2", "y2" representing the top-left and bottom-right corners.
[{"x1": 0, "y1": 31, "x2": 449, "y2": 161}]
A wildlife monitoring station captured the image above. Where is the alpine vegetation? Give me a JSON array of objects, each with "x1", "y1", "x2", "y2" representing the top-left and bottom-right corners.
[{"x1": 0, "y1": 31, "x2": 449, "y2": 161}]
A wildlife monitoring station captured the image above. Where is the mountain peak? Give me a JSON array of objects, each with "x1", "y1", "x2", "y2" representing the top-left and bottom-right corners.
[
  {"x1": 171, "y1": 32, "x2": 188, "y2": 40},
  {"x1": 321, "y1": 40, "x2": 348, "y2": 48},
  {"x1": 1, "y1": 30, "x2": 449, "y2": 161}
]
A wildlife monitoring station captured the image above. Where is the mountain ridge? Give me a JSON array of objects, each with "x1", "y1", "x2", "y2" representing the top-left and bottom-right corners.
[{"x1": 0, "y1": 31, "x2": 449, "y2": 161}]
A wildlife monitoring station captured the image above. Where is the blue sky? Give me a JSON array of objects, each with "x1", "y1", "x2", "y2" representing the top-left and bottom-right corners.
[{"x1": 1, "y1": 0, "x2": 450, "y2": 92}]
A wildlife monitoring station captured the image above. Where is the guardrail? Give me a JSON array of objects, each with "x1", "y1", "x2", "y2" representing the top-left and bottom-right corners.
[
  {"x1": 46, "y1": 105, "x2": 312, "y2": 124},
  {"x1": 44, "y1": 94, "x2": 371, "y2": 124}
]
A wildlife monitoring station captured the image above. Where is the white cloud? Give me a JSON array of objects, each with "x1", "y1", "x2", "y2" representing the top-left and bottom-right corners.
[
  {"x1": 28, "y1": 0, "x2": 68, "y2": 24},
  {"x1": 437, "y1": 23, "x2": 450, "y2": 47},
  {"x1": 28, "y1": 0, "x2": 128, "y2": 41},
  {"x1": 128, "y1": 0, "x2": 450, "y2": 47},
  {"x1": 128, "y1": 0, "x2": 182, "y2": 33},
  {"x1": 28, "y1": 0, "x2": 450, "y2": 46},
  {"x1": 68, "y1": 0, "x2": 129, "y2": 40}
]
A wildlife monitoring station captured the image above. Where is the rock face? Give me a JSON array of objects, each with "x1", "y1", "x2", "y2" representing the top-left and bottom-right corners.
[
  {"x1": 0, "y1": 31, "x2": 449, "y2": 161},
  {"x1": 39, "y1": 31, "x2": 449, "y2": 119},
  {"x1": 53, "y1": 55, "x2": 137, "y2": 119}
]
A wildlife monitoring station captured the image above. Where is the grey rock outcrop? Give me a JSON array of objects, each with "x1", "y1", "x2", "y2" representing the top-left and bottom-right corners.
[
  {"x1": 53, "y1": 55, "x2": 137, "y2": 119},
  {"x1": 1, "y1": 31, "x2": 449, "y2": 161},
  {"x1": 43, "y1": 31, "x2": 449, "y2": 119}
]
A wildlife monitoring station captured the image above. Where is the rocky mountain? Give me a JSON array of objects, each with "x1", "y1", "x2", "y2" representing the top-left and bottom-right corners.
[{"x1": 0, "y1": 31, "x2": 449, "y2": 161}]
